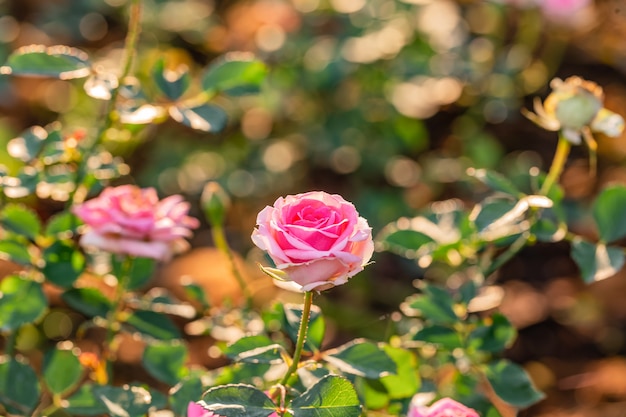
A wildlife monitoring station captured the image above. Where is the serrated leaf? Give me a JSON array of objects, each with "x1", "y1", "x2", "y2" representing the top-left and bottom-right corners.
[
  {"x1": 125, "y1": 309, "x2": 181, "y2": 340},
  {"x1": 593, "y1": 185, "x2": 626, "y2": 243},
  {"x1": 0, "y1": 357, "x2": 41, "y2": 415},
  {"x1": 0, "y1": 239, "x2": 32, "y2": 265},
  {"x1": 323, "y1": 340, "x2": 396, "y2": 378},
  {"x1": 485, "y1": 359, "x2": 544, "y2": 407},
  {"x1": 169, "y1": 104, "x2": 228, "y2": 132},
  {"x1": 1, "y1": 45, "x2": 91, "y2": 79},
  {"x1": 0, "y1": 204, "x2": 41, "y2": 239},
  {"x1": 413, "y1": 325, "x2": 463, "y2": 349},
  {"x1": 202, "y1": 53, "x2": 267, "y2": 96},
  {"x1": 571, "y1": 239, "x2": 625, "y2": 283},
  {"x1": 42, "y1": 240, "x2": 85, "y2": 288},
  {"x1": 290, "y1": 375, "x2": 362, "y2": 417},
  {"x1": 142, "y1": 341, "x2": 188, "y2": 385},
  {"x1": 281, "y1": 303, "x2": 325, "y2": 352},
  {"x1": 469, "y1": 313, "x2": 516, "y2": 353},
  {"x1": 44, "y1": 211, "x2": 80, "y2": 236},
  {"x1": 0, "y1": 276, "x2": 47, "y2": 331},
  {"x1": 43, "y1": 347, "x2": 83, "y2": 395},
  {"x1": 201, "y1": 384, "x2": 277, "y2": 417},
  {"x1": 61, "y1": 287, "x2": 112, "y2": 318},
  {"x1": 153, "y1": 58, "x2": 190, "y2": 101},
  {"x1": 225, "y1": 335, "x2": 286, "y2": 364}
]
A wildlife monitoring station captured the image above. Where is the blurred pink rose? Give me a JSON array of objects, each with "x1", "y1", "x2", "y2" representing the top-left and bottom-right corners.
[
  {"x1": 73, "y1": 185, "x2": 199, "y2": 261},
  {"x1": 251, "y1": 191, "x2": 373, "y2": 292},
  {"x1": 408, "y1": 398, "x2": 480, "y2": 417}
]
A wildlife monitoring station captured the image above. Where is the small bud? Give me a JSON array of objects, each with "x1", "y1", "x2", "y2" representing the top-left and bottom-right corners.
[
  {"x1": 201, "y1": 181, "x2": 231, "y2": 227},
  {"x1": 545, "y1": 77, "x2": 603, "y2": 131}
]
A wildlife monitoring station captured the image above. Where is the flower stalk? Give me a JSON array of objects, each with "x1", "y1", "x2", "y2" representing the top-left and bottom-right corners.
[
  {"x1": 211, "y1": 224, "x2": 253, "y2": 308},
  {"x1": 540, "y1": 133, "x2": 571, "y2": 196},
  {"x1": 280, "y1": 291, "x2": 313, "y2": 386}
]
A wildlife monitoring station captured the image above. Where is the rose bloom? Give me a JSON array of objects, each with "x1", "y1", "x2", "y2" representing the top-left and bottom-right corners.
[
  {"x1": 251, "y1": 191, "x2": 373, "y2": 292},
  {"x1": 409, "y1": 398, "x2": 479, "y2": 417},
  {"x1": 73, "y1": 185, "x2": 199, "y2": 261}
]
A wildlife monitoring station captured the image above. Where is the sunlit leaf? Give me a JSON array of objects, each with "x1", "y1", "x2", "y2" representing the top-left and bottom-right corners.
[
  {"x1": 280, "y1": 303, "x2": 325, "y2": 352},
  {"x1": 83, "y1": 71, "x2": 118, "y2": 100},
  {"x1": 225, "y1": 335, "x2": 286, "y2": 364},
  {"x1": 592, "y1": 185, "x2": 626, "y2": 243},
  {"x1": 1, "y1": 45, "x2": 91, "y2": 79},
  {"x1": 170, "y1": 374, "x2": 205, "y2": 417},
  {"x1": 125, "y1": 309, "x2": 182, "y2": 340},
  {"x1": 202, "y1": 53, "x2": 267, "y2": 96},
  {"x1": 467, "y1": 168, "x2": 522, "y2": 196},
  {"x1": 485, "y1": 359, "x2": 544, "y2": 407},
  {"x1": 6, "y1": 125, "x2": 48, "y2": 162},
  {"x1": 169, "y1": 104, "x2": 228, "y2": 132},
  {"x1": 153, "y1": 58, "x2": 190, "y2": 101},
  {"x1": 201, "y1": 384, "x2": 277, "y2": 417},
  {"x1": 61, "y1": 287, "x2": 112, "y2": 318},
  {"x1": 413, "y1": 324, "x2": 463, "y2": 349},
  {"x1": 469, "y1": 313, "x2": 516, "y2": 353},
  {"x1": 43, "y1": 347, "x2": 83, "y2": 395},
  {"x1": 571, "y1": 239, "x2": 625, "y2": 283},
  {"x1": 290, "y1": 375, "x2": 362, "y2": 417},
  {"x1": 0, "y1": 276, "x2": 47, "y2": 331},
  {"x1": 42, "y1": 240, "x2": 85, "y2": 288},
  {"x1": 379, "y1": 346, "x2": 420, "y2": 399},
  {"x1": 0, "y1": 239, "x2": 32, "y2": 265},
  {"x1": 323, "y1": 340, "x2": 396, "y2": 378},
  {"x1": 0, "y1": 357, "x2": 40, "y2": 415},
  {"x1": 0, "y1": 203, "x2": 41, "y2": 239},
  {"x1": 142, "y1": 341, "x2": 189, "y2": 385}
]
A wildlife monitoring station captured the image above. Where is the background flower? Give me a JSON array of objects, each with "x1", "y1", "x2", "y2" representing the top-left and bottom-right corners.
[{"x1": 408, "y1": 397, "x2": 480, "y2": 417}]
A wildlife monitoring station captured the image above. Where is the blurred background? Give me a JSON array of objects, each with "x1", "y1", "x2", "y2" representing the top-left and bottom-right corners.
[{"x1": 2, "y1": 0, "x2": 626, "y2": 415}]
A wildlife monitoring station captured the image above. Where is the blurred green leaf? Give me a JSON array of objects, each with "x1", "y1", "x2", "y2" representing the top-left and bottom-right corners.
[
  {"x1": 126, "y1": 257, "x2": 156, "y2": 290},
  {"x1": 6, "y1": 126, "x2": 48, "y2": 162},
  {"x1": 94, "y1": 384, "x2": 154, "y2": 417},
  {"x1": 169, "y1": 104, "x2": 228, "y2": 132},
  {"x1": 42, "y1": 240, "x2": 85, "y2": 288},
  {"x1": 356, "y1": 378, "x2": 389, "y2": 410},
  {"x1": 323, "y1": 340, "x2": 396, "y2": 379},
  {"x1": 0, "y1": 276, "x2": 47, "y2": 331},
  {"x1": 0, "y1": 203, "x2": 41, "y2": 240},
  {"x1": 153, "y1": 58, "x2": 190, "y2": 101},
  {"x1": 0, "y1": 239, "x2": 32, "y2": 265},
  {"x1": 225, "y1": 335, "x2": 285, "y2": 364},
  {"x1": 472, "y1": 198, "x2": 518, "y2": 234},
  {"x1": 571, "y1": 239, "x2": 625, "y2": 283},
  {"x1": 290, "y1": 375, "x2": 362, "y2": 417},
  {"x1": 413, "y1": 324, "x2": 463, "y2": 349},
  {"x1": 593, "y1": 185, "x2": 626, "y2": 243},
  {"x1": 408, "y1": 284, "x2": 458, "y2": 325},
  {"x1": 183, "y1": 282, "x2": 210, "y2": 310},
  {"x1": 469, "y1": 313, "x2": 516, "y2": 353},
  {"x1": 376, "y1": 228, "x2": 435, "y2": 254},
  {"x1": 281, "y1": 303, "x2": 325, "y2": 352},
  {"x1": 0, "y1": 357, "x2": 40, "y2": 415},
  {"x1": 64, "y1": 384, "x2": 110, "y2": 415},
  {"x1": 485, "y1": 359, "x2": 545, "y2": 407},
  {"x1": 379, "y1": 346, "x2": 420, "y2": 399},
  {"x1": 44, "y1": 211, "x2": 80, "y2": 237},
  {"x1": 2, "y1": 45, "x2": 91, "y2": 79},
  {"x1": 142, "y1": 341, "x2": 189, "y2": 385},
  {"x1": 467, "y1": 168, "x2": 521, "y2": 196},
  {"x1": 125, "y1": 309, "x2": 181, "y2": 340},
  {"x1": 61, "y1": 287, "x2": 112, "y2": 318},
  {"x1": 202, "y1": 54, "x2": 267, "y2": 96},
  {"x1": 43, "y1": 347, "x2": 83, "y2": 395},
  {"x1": 170, "y1": 374, "x2": 204, "y2": 417},
  {"x1": 201, "y1": 384, "x2": 276, "y2": 417}
]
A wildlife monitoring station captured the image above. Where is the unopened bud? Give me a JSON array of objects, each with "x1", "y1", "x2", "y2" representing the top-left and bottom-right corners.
[
  {"x1": 546, "y1": 77, "x2": 603, "y2": 130},
  {"x1": 201, "y1": 181, "x2": 231, "y2": 226}
]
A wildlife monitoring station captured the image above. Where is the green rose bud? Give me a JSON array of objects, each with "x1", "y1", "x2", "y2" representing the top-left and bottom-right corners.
[{"x1": 201, "y1": 181, "x2": 231, "y2": 227}]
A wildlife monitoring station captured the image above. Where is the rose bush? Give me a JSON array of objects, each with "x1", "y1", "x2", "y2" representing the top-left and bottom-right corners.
[
  {"x1": 73, "y1": 184, "x2": 199, "y2": 261},
  {"x1": 251, "y1": 191, "x2": 373, "y2": 292},
  {"x1": 408, "y1": 398, "x2": 479, "y2": 417}
]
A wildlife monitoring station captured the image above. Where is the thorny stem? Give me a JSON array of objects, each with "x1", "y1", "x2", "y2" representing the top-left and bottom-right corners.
[
  {"x1": 212, "y1": 224, "x2": 253, "y2": 308},
  {"x1": 68, "y1": 0, "x2": 143, "y2": 207},
  {"x1": 540, "y1": 133, "x2": 571, "y2": 196},
  {"x1": 279, "y1": 291, "x2": 313, "y2": 387}
]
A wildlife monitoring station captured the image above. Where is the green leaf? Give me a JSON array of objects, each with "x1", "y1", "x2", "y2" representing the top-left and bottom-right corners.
[
  {"x1": 142, "y1": 340, "x2": 188, "y2": 385},
  {"x1": 45, "y1": 211, "x2": 80, "y2": 236},
  {"x1": 201, "y1": 384, "x2": 277, "y2": 417},
  {"x1": 43, "y1": 347, "x2": 83, "y2": 395},
  {"x1": 125, "y1": 309, "x2": 182, "y2": 340},
  {"x1": 379, "y1": 346, "x2": 420, "y2": 399},
  {"x1": 64, "y1": 384, "x2": 110, "y2": 415},
  {"x1": 593, "y1": 185, "x2": 626, "y2": 243},
  {"x1": 281, "y1": 303, "x2": 325, "y2": 352},
  {"x1": 467, "y1": 168, "x2": 522, "y2": 196},
  {"x1": 0, "y1": 239, "x2": 32, "y2": 265},
  {"x1": 0, "y1": 204, "x2": 41, "y2": 240},
  {"x1": 1, "y1": 44, "x2": 91, "y2": 79},
  {"x1": 169, "y1": 104, "x2": 228, "y2": 132},
  {"x1": 6, "y1": 126, "x2": 48, "y2": 162},
  {"x1": 570, "y1": 239, "x2": 625, "y2": 283},
  {"x1": 126, "y1": 257, "x2": 156, "y2": 290},
  {"x1": 170, "y1": 374, "x2": 205, "y2": 417},
  {"x1": 42, "y1": 240, "x2": 86, "y2": 288},
  {"x1": 408, "y1": 284, "x2": 458, "y2": 325},
  {"x1": 61, "y1": 287, "x2": 112, "y2": 318},
  {"x1": 225, "y1": 335, "x2": 286, "y2": 364},
  {"x1": 413, "y1": 324, "x2": 463, "y2": 350},
  {"x1": 472, "y1": 198, "x2": 518, "y2": 234},
  {"x1": 355, "y1": 378, "x2": 389, "y2": 410},
  {"x1": 0, "y1": 357, "x2": 41, "y2": 415},
  {"x1": 323, "y1": 340, "x2": 396, "y2": 379},
  {"x1": 376, "y1": 228, "x2": 435, "y2": 254},
  {"x1": 183, "y1": 282, "x2": 210, "y2": 310},
  {"x1": 469, "y1": 313, "x2": 516, "y2": 353},
  {"x1": 290, "y1": 375, "x2": 362, "y2": 417},
  {"x1": 153, "y1": 58, "x2": 190, "y2": 101},
  {"x1": 0, "y1": 276, "x2": 47, "y2": 331},
  {"x1": 485, "y1": 359, "x2": 545, "y2": 407},
  {"x1": 202, "y1": 53, "x2": 267, "y2": 96},
  {"x1": 94, "y1": 384, "x2": 154, "y2": 417}
]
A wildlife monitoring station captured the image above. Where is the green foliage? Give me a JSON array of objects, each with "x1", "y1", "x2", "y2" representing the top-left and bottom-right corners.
[
  {"x1": 224, "y1": 335, "x2": 286, "y2": 364},
  {"x1": 202, "y1": 54, "x2": 267, "y2": 96},
  {"x1": 570, "y1": 239, "x2": 625, "y2": 283},
  {"x1": 201, "y1": 384, "x2": 277, "y2": 417},
  {"x1": 142, "y1": 341, "x2": 189, "y2": 385},
  {"x1": 125, "y1": 310, "x2": 182, "y2": 340},
  {"x1": 592, "y1": 185, "x2": 626, "y2": 243},
  {"x1": 0, "y1": 204, "x2": 41, "y2": 240},
  {"x1": 0, "y1": 357, "x2": 41, "y2": 415},
  {"x1": 0, "y1": 276, "x2": 47, "y2": 331},
  {"x1": 323, "y1": 340, "x2": 396, "y2": 379},
  {"x1": 42, "y1": 240, "x2": 86, "y2": 288},
  {"x1": 61, "y1": 288, "x2": 112, "y2": 318},
  {"x1": 290, "y1": 375, "x2": 362, "y2": 417},
  {"x1": 2, "y1": 45, "x2": 91, "y2": 78},
  {"x1": 484, "y1": 360, "x2": 545, "y2": 407},
  {"x1": 43, "y1": 347, "x2": 83, "y2": 395}
]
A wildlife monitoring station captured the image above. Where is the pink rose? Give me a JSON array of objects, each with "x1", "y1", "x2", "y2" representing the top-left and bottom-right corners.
[
  {"x1": 251, "y1": 191, "x2": 373, "y2": 292},
  {"x1": 409, "y1": 398, "x2": 480, "y2": 417},
  {"x1": 73, "y1": 185, "x2": 199, "y2": 261}
]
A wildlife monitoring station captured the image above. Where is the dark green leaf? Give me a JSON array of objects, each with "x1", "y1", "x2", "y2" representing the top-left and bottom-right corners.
[
  {"x1": 0, "y1": 239, "x2": 32, "y2": 265},
  {"x1": 183, "y1": 282, "x2": 210, "y2": 310},
  {"x1": 202, "y1": 54, "x2": 267, "y2": 96},
  {"x1": 593, "y1": 185, "x2": 626, "y2": 243},
  {"x1": 127, "y1": 257, "x2": 156, "y2": 290},
  {"x1": 281, "y1": 303, "x2": 325, "y2": 352},
  {"x1": 201, "y1": 384, "x2": 277, "y2": 417},
  {"x1": 0, "y1": 204, "x2": 41, "y2": 240},
  {"x1": 43, "y1": 347, "x2": 83, "y2": 395},
  {"x1": 472, "y1": 198, "x2": 518, "y2": 234},
  {"x1": 94, "y1": 384, "x2": 154, "y2": 417},
  {"x1": 408, "y1": 285, "x2": 458, "y2": 325},
  {"x1": 142, "y1": 341, "x2": 188, "y2": 385},
  {"x1": 0, "y1": 276, "x2": 47, "y2": 331},
  {"x1": 169, "y1": 104, "x2": 228, "y2": 132},
  {"x1": 469, "y1": 313, "x2": 516, "y2": 353},
  {"x1": 323, "y1": 340, "x2": 396, "y2": 379},
  {"x1": 4, "y1": 168, "x2": 40, "y2": 199},
  {"x1": 459, "y1": 280, "x2": 477, "y2": 305},
  {"x1": 467, "y1": 168, "x2": 521, "y2": 196},
  {"x1": 290, "y1": 375, "x2": 362, "y2": 417},
  {"x1": 61, "y1": 287, "x2": 112, "y2": 318},
  {"x1": 0, "y1": 357, "x2": 40, "y2": 415},
  {"x1": 125, "y1": 309, "x2": 182, "y2": 340},
  {"x1": 225, "y1": 335, "x2": 285, "y2": 364},
  {"x1": 6, "y1": 126, "x2": 48, "y2": 162},
  {"x1": 485, "y1": 359, "x2": 545, "y2": 407},
  {"x1": 42, "y1": 240, "x2": 85, "y2": 288},
  {"x1": 170, "y1": 374, "x2": 205, "y2": 417},
  {"x1": 2, "y1": 45, "x2": 91, "y2": 79},
  {"x1": 413, "y1": 325, "x2": 463, "y2": 350},
  {"x1": 153, "y1": 58, "x2": 190, "y2": 101},
  {"x1": 571, "y1": 239, "x2": 625, "y2": 283},
  {"x1": 64, "y1": 384, "x2": 110, "y2": 415},
  {"x1": 44, "y1": 211, "x2": 80, "y2": 237}
]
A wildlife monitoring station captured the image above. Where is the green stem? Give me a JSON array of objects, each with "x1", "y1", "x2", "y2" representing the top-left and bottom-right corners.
[
  {"x1": 67, "y1": 0, "x2": 143, "y2": 207},
  {"x1": 212, "y1": 224, "x2": 253, "y2": 308},
  {"x1": 540, "y1": 133, "x2": 571, "y2": 196},
  {"x1": 280, "y1": 291, "x2": 313, "y2": 387},
  {"x1": 103, "y1": 256, "x2": 133, "y2": 383},
  {"x1": 4, "y1": 330, "x2": 16, "y2": 357}
]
